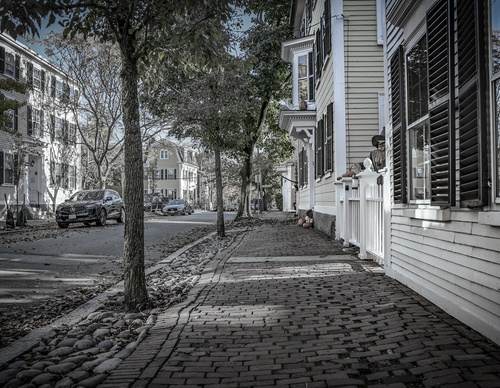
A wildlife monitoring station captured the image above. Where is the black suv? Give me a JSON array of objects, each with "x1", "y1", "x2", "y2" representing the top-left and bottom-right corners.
[{"x1": 56, "y1": 189, "x2": 125, "y2": 228}]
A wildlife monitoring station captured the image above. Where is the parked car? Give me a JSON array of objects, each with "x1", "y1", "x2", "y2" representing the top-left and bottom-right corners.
[
  {"x1": 144, "y1": 193, "x2": 167, "y2": 211},
  {"x1": 55, "y1": 189, "x2": 125, "y2": 228},
  {"x1": 161, "y1": 199, "x2": 192, "y2": 216}
]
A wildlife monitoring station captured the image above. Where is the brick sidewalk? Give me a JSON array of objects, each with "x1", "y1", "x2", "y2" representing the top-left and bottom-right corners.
[{"x1": 100, "y1": 222, "x2": 500, "y2": 387}]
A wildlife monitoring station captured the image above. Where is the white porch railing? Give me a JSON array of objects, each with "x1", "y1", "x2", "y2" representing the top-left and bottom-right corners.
[{"x1": 335, "y1": 159, "x2": 386, "y2": 265}]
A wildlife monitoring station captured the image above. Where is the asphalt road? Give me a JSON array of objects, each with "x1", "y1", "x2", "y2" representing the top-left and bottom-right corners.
[{"x1": 0, "y1": 211, "x2": 235, "y2": 313}]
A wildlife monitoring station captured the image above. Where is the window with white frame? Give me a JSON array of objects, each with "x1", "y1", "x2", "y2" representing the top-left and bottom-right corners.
[
  {"x1": 391, "y1": 0, "x2": 488, "y2": 208},
  {"x1": 28, "y1": 106, "x2": 43, "y2": 137},
  {"x1": 0, "y1": 151, "x2": 14, "y2": 185},
  {"x1": 167, "y1": 189, "x2": 177, "y2": 199},
  {"x1": 4, "y1": 108, "x2": 17, "y2": 132},
  {"x1": 492, "y1": 0, "x2": 500, "y2": 198},
  {"x1": 160, "y1": 149, "x2": 169, "y2": 159},
  {"x1": 167, "y1": 168, "x2": 176, "y2": 180},
  {"x1": 406, "y1": 35, "x2": 430, "y2": 201},
  {"x1": 4, "y1": 52, "x2": 15, "y2": 77},
  {"x1": 54, "y1": 117, "x2": 63, "y2": 141},
  {"x1": 33, "y1": 67, "x2": 42, "y2": 89},
  {"x1": 69, "y1": 165, "x2": 76, "y2": 189}
]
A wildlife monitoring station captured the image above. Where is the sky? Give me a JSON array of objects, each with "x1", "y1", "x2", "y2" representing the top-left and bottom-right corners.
[{"x1": 17, "y1": 9, "x2": 253, "y2": 60}]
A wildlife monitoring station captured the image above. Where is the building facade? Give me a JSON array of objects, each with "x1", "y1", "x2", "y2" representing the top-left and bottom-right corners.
[
  {"x1": 143, "y1": 138, "x2": 199, "y2": 203},
  {"x1": 384, "y1": 0, "x2": 500, "y2": 345},
  {"x1": 0, "y1": 33, "x2": 80, "y2": 216},
  {"x1": 278, "y1": 0, "x2": 385, "y2": 235}
]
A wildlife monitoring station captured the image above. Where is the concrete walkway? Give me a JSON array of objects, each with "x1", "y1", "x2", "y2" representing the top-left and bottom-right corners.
[{"x1": 100, "y1": 213, "x2": 500, "y2": 387}]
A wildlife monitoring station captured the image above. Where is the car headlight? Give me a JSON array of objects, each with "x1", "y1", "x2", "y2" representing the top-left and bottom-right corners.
[{"x1": 85, "y1": 204, "x2": 97, "y2": 210}]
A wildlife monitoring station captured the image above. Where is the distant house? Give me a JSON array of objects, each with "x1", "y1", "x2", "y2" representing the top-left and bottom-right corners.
[
  {"x1": 384, "y1": 0, "x2": 500, "y2": 345},
  {"x1": 143, "y1": 138, "x2": 199, "y2": 203},
  {"x1": 0, "y1": 33, "x2": 80, "y2": 216},
  {"x1": 278, "y1": 0, "x2": 385, "y2": 235}
]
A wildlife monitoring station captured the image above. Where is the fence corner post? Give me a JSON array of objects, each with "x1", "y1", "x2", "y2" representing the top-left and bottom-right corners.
[{"x1": 357, "y1": 158, "x2": 381, "y2": 260}]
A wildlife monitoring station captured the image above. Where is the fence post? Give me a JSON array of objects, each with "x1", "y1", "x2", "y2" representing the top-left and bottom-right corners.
[
  {"x1": 334, "y1": 180, "x2": 344, "y2": 240},
  {"x1": 357, "y1": 158, "x2": 381, "y2": 260},
  {"x1": 342, "y1": 177, "x2": 353, "y2": 247}
]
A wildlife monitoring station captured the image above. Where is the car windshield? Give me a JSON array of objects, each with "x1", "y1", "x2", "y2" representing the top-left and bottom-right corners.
[
  {"x1": 169, "y1": 199, "x2": 185, "y2": 205},
  {"x1": 69, "y1": 190, "x2": 105, "y2": 201}
]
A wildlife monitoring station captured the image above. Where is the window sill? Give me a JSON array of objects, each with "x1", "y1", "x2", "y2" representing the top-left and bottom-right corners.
[
  {"x1": 403, "y1": 206, "x2": 451, "y2": 221},
  {"x1": 478, "y1": 212, "x2": 500, "y2": 227}
]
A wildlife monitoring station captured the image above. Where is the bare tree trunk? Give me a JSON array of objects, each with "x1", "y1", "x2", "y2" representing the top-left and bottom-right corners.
[
  {"x1": 237, "y1": 146, "x2": 253, "y2": 218},
  {"x1": 214, "y1": 147, "x2": 225, "y2": 237},
  {"x1": 120, "y1": 52, "x2": 148, "y2": 311}
]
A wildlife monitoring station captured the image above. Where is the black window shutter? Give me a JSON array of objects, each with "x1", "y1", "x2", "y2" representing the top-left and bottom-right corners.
[
  {"x1": 14, "y1": 55, "x2": 20, "y2": 80},
  {"x1": 51, "y1": 76, "x2": 56, "y2": 98},
  {"x1": 41, "y1": 70, "x2": 46, "y2": 93},
  {"x1": 326, "y1": 103, "x2": 333, "y2": 171},
  {"x1": 0, "y1": 47, "x2": 5, "y2": 73},
  {"x1": 323, "y1": 0, "x2": 332, "y2": 56},
  {"x1": 50, "y1": 114, "x2": 55, "y2": 142},
  {"x1": 457, "y1": 0, "x2": 488, "y2": 207},
  {"x1": 27, "y1": 105, "x2": 32, "y2": 136},
  {"x1": 40, "y1": 111, "x2": 44, "y2": 136},
  {"x1": 391, "y1": 46, "x2": 407, "y2": 204},
  {"x1": 0, "y1": 151, "x2": 4, "y2": 184},
  {"x1": 299, "y1": 150, "x2": 304, "y2": 186},
  {"x1": 27, "y1": 62, "x2": 33, "y2": 85},
  {"x1": 427, "y1": 0, "x2": 455, "y2": 205}
]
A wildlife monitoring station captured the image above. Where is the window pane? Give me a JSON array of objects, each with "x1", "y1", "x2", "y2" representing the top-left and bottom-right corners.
[
  {"x1": 410, "y1": 123, "x2": 431, "y2": 200},
  {"x1": 492, "y1": 0, "x2": 500, "y2": 75},
  {"x1": 407, "y1": 36, "x2": 429, "y2": 124},
  {"x1": 298, "y1": 55, "x2": 307, "y2": 78},
  {"x1": 298, "y1": 79, "x2": 308, "y2": 101}
]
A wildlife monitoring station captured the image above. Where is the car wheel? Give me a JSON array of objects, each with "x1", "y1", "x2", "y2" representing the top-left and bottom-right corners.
[
  {"x1": 117, "y1": 208, "x2": 125, "y2": 223},
  {"x1": 96, "y1": 209, "x2": 107, "y2": 226},
  {"x1": 57, "y1": 222, "x2": 69, "y2": 229}
]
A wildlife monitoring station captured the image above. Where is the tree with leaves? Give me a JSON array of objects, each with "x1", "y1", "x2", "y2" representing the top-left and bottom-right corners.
[
  {"x1": 1, "y1": 0, "x2": 238, "y2": 311},
  {"x1": 235, "y1": 0, "x2": 292, "y2": 218},
  {"x1": 144, "y1": 57, "x2": 249, "y2": 236}
]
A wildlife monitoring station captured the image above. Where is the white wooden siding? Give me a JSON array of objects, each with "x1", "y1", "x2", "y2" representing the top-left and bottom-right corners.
[{"x1": 344, "y1": 0, "x2": 385, "y2": 169}]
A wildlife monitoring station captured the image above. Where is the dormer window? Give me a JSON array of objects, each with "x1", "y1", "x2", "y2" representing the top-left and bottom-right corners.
[{"x1": 160, "y1": 149, "x2": 169, "y2": 159}]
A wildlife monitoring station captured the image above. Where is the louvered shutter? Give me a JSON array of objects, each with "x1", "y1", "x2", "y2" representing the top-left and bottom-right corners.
[
  {"x1": 457, "y1": 0, "x2": 488, "y2": 206},
  {"x1": 299, "y1": 150, "x2": 304, "y2": 186},
  {"x1": 315, "y1": 29, "x2": 322, "y2": 79},
  {"x1": 325, "y1": 103, "x2": 333, "y2": 171},
  {"x1": 316, "y1": 120, "x2": 324, "y2": 178},
  {"x1": 391, "y1": 47, "x2": 407, "y2": 203},
  {"x1": 323, "y1": 0, "x2": 332, "y2": 56},
  {"x1": 41, "y1": 70, "x2": 46, "y2": 94},
  {"x1": 27, "y1": 105, "x2": 33, "y2": 136},
  {"x1": 50, "y1": 114, "x2": 55, "y2": 142},
  {"x1": 14, "y1": 55, "x2": 20, "y2": 80},
  {"x1": 0, "y1": 151, "x2": 4, "y2": 185},
  {"x1": 427, "y1": 0, "x2": 455, "y2": 205},
  {"x1": 0, "y1": 47, "x2": 5, "y2": 74},
  {"x1": 27, "y1": 62, "x2": 33, "y2": 85}
]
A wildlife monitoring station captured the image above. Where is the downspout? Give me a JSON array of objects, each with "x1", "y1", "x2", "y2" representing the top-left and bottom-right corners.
[{"x1": 333, "y1": 0, "x2": 347, "y2": 177}]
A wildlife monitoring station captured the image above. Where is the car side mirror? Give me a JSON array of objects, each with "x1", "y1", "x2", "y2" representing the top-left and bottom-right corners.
[{"x1": 105, "y1": 196, "x2": 113, "y2": 202}]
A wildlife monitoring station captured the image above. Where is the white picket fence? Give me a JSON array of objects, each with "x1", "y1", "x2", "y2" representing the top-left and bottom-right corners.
[{"x1": 334, "y1": 161, "x2": 386, "y2": 265}]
